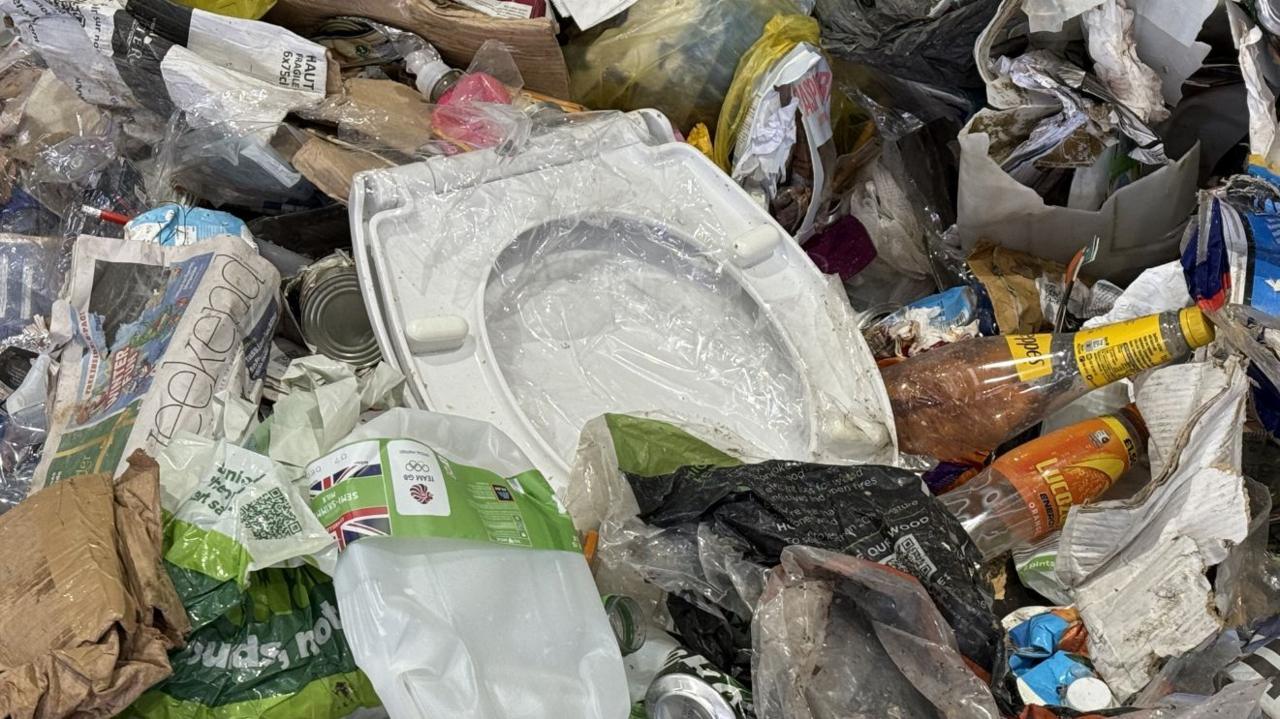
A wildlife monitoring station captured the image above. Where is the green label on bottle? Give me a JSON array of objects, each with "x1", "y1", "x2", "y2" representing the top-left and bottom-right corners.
[{"x1": 306, "y1": 438, "x2": 580, "y2": 553}]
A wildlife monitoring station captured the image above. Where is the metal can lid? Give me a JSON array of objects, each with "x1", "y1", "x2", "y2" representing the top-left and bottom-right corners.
[
  {"x1": 300, "y1": 265, "x2": 381, "y2": 367},
  {"x1": 645, "y1": 674, "x2": 737, "y2": 719},
  {"x1": 603, "y1": 594, "x2": 646, "y2": 656}
]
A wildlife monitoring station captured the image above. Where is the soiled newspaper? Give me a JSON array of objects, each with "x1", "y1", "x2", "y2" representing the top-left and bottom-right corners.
[{"x1": 32, "y1": 234, "x2": 279, "y2": 493}]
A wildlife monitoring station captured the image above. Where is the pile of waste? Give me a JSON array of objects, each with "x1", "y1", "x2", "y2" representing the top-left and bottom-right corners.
[{"x1": 3, "y1": 0, "x2": 1280, "y2": 717}]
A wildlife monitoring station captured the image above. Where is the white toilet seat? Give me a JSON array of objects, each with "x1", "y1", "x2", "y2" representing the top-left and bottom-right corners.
[{"x1": 350, "y1": 111, "x2": 893, "y2": 489}]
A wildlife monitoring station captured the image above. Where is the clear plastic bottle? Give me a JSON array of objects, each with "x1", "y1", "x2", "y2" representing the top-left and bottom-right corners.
[
  {"x1": 940, "y1": 407, "x2": 1148, "y2": 559},
  {"x1": 310, "y1": 409, "x2": 630, "y2": 719},
  {"x1": 403, "y1": 44, "x2": 463, "y2": 102},
  {"x1": 881, "y1": 307, "x2": 1212, "y2": 463}
]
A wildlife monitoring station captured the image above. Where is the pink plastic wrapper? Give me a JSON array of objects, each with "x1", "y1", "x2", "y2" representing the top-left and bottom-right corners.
[{"x1": 433, "y1": 73, "x2": 515, "y2": 149}]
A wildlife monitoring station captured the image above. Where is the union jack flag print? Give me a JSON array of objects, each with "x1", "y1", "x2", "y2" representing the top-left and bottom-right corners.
[
  {"x1": 310, "y1": 460, "x2": 389, "y2": 549},
  {"x1": 327, "y1": 506, "x2": 391, "y2": 549}
]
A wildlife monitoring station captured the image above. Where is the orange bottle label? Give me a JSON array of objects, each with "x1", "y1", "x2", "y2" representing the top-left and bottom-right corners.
[{"x1": 991, "y1": 415, "x2": 1139, "y2": 538}]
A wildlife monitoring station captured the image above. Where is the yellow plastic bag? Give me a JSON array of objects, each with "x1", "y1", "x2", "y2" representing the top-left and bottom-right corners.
[
  {"x1": 171, "y1": 0, "x2": 277, "y2": 19},
  {"x1": 563, "y1": 0, "x2": 800, "y2": 132},
  {"x1": 686, "y1": 123, "x2": 715, "y2": 159},
  {"x1": 712, "y1": 14, "x2": 819, "y2": 171}
]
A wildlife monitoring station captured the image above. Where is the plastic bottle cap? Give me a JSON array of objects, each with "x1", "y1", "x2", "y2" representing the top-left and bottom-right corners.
[
  {"x1": 1178, "y1": 307, "x2": 1215, "y2": 349},
  {"x1": 414, "y1": 60, "x2": 454, "y2": 100},
  {"x1": 1065, "y1": 677, "x2": 1114, "y2": 711}
]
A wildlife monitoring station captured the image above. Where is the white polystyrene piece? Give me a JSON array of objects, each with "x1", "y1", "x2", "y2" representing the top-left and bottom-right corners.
[
  {"x1": 406, "y1": 315, "x2": 470, "y2": 354},
  {"x1": 732, "y1": 224, "x2": 782, "y2": 268},
  {"x1": 1065, "y1": 677, "x2": 1115, "y2": 712}
]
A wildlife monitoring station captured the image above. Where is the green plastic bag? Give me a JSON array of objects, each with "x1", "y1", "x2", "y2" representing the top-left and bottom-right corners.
[{"x1": 123, "y1": 566, "x2": 381, "y2": 719}]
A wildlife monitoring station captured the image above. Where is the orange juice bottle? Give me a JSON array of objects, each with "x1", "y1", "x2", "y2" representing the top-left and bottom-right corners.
[{"x1": 940, "y1": 407, "x2": 1147, "y2": 559}]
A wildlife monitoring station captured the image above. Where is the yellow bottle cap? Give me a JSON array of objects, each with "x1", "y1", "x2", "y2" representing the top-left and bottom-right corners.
[{"x1": 1178, "y1": 307, "x2": 1215, "y2": 349}]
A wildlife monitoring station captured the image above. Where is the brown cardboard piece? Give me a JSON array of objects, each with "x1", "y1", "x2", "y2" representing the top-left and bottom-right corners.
[
  {"x1": 967, "y1": 242, "x2": 1068, "y2": 334},
  {"x1": 291, "y1": 135, "x2": 396, "y2": 203},
  {"x1": 0, "y1": 452, "x2": 190, "y2": 719},
  {"x1": 266, "y1": 0, "x2": 570, "y2": 98}
]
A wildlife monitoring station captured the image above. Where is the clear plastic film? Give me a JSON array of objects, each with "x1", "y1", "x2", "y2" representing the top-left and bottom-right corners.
[
  {"x1": 349, "y1": 109, "x2": 896, "y2": 488},
  {"x1": 1213, "y1": 477, "x2": 1280, "y2": 629},
  {"x1": 0, "y1": 353, "x2": 50, "y2": 516},
  {"x1": 149, "y1": 113, "x2": 321, "y2": 211},
  {"x1": 751, "y1": 546, "x2": 1001, "y2": 719},
  {"x1": 0, "y1": 40, "x2": 145, "y2": 241}
]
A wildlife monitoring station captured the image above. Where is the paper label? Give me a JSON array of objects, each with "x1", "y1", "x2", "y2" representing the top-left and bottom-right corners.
[
  {"x1": 995, "y1": 415, "x2": 1138, "y2": 537},
  {"x1": 1073, "y1": 314, "x2": 1172, "y2": 388},
  {"x1": 1006, "y1": 334, "x2": 1055, "y2": 382},
  {"x1": 307, "y1": 438, "x2": 580, "y2": 553},
  {"x1": 386, "y1": 439, "x2": 450, "y2": 517},
  {"x1": 793, "y1": 55, "x2": 833, "y2": 149}
]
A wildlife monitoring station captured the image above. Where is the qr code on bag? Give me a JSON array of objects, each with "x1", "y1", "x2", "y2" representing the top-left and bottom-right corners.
[{"x1": 240, "y1": 488, "x2": 304, "y2": 541}]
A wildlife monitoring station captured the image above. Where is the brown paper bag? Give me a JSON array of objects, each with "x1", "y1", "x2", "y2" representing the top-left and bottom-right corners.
[{"x1": 0, "y1": 452, "x2": 190, "y2": 719}]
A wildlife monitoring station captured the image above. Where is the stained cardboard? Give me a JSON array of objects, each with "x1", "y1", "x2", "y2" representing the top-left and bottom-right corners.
[{"x1": 967, "y1": 242, "x2": 1069, "y2": 333}]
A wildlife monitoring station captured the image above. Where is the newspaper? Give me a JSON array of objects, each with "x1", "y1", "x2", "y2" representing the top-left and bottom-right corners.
[{"x1": 32, "y1": 234, "x2": 279, "y2": 493}]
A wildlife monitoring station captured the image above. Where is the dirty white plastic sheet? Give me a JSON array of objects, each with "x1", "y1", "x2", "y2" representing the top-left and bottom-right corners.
[
  {"x1": 1057, "y1": 357, "x2": 1251, "y2": 699},
  {"x1": 350, "y1": 111, "x2": 895, "y2": 487},
  {"x1": 260, "y1": 354, "x2": 405, "y2": 470},
  {"x1": 955, "y1": 121, "x2": 1199, "y2": 283}
]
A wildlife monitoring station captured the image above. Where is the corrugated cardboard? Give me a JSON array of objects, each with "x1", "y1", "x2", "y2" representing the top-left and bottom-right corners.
[
  {"x1": 1057, "y1": 359, "x2": 1250, "y2": 699},
  {"x1": 0, "y1": 452, "x2": 190, "y2": 718},
  {"x1": 266, "y1": 0, "x2": 570, "y2": 98}
]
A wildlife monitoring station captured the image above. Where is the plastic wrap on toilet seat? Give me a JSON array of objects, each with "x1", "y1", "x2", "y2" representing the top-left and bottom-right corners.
[{"x1": 350, "y1": 110, "x2": 895, "y2": 486}]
